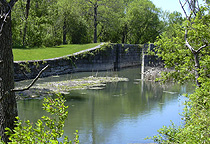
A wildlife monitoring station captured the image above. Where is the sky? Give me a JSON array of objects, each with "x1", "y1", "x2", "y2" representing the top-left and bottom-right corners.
[
  {"x1": 151, "y1": 0, "x2": 206, "y2": 16},
  {"x1": 152, "y1": 0, "x2": 184, "y2": 14}
]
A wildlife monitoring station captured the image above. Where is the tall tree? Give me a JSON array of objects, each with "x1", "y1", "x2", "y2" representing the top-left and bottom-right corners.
[
  {"x1": 22, "y1": 0, "x2": 30, "y2": 47},
  {"x1": 12, "y1": 0, "x2": 62, "y2": 47},
  {"x1": 58, "y1": 0, "x2": 90, "y2": 44},
  {"x1": 126, "y1": 0, "x2": 162, "y2": 44},
  {"x1": 160, "y1": 11, "x2": 184, "y2": 38},
  {"x1": 97, "y1": 0, "x2": 125, "y2": 43},
  {"x1": 78, "y1": 0, "x2": 100, "y2": 43},
  {"x1": 79, "y1": 0, "x2": 124, "y2": 43},
  {"x1": 0, "y1": 0, "x2": 18, "y2": 142}
]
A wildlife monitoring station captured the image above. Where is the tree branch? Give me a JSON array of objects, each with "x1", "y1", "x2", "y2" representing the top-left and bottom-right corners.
[
  {"x1": 0, "y1": 0, "x2": 16, "y2": 35},
  {"x1": 9, "y1": 0, "x2": 18, "y2": 8},
  {"x1": 87, "y1": 0, "x2": 93, "y2": 5},
  {"x1": 185, "y1": 40, "x2": 195, "y2": 53},
  {"x1": 196, "y1": 44, "x2": 208, "y2": 53},
  {"x1": 185, "y1": 29, "x2": 196, "y2": 53},
  {"x1": 11, "y1": 64, "x2": 49, "y2": 92},
  {"x1": 185, "y1": 29, "x2": 208, "y2": 54},
  {"x1": 179, "y1": 0, "x2": 188, "y2": 18}
]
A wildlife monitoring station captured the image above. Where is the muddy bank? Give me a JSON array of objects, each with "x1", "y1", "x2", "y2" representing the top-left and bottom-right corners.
[{"x1": 143, "y1": 66, "x2": 173, "y2": 81}]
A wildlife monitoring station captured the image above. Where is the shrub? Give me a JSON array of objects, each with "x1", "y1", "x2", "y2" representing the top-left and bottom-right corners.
[{"x1": 3, "y1": 94, "x2": 79, "y2": 144}]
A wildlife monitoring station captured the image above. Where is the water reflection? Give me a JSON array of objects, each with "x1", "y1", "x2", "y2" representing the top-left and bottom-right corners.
[{"x1": 17, "y1": 67, "x2": 193, "y2": 144}]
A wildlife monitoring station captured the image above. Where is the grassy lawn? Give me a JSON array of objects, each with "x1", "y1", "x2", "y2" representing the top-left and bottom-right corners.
[{"x1": 13, "y1": 43, "x2": 100, "y2": 61}]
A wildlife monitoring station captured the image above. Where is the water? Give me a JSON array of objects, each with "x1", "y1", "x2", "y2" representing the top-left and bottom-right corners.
[{"x1": 16, "y1": 67, "x2": 193, "y2": 144}]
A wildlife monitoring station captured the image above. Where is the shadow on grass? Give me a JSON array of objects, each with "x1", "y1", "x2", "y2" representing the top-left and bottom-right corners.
[
  {"x1": 13, "y1": 46, "x2": 46, "y2": 50},
  {"x1": 13, "y1": 44, "x2": 89, "y2": 50}
]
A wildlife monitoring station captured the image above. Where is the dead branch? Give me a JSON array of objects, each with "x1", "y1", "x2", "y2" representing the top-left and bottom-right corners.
[
  {"x1": 12, "y1": 64, "x2": 49, "y2": 92},
  {"x1": 0, "y1": 64, "x2": 49, "y2": 102},
  {"x1": 179, "y1": 0, "x2": 188, "y2": 18}
]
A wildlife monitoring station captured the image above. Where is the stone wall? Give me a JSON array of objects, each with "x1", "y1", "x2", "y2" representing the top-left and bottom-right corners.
[{"x1": 14, "y1": 43, "x2": 161, "y2": 81}]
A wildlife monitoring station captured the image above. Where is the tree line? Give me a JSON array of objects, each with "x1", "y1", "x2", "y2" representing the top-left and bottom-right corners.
[{"x1": 11, "y1": 0, "x2": 183, "y2": 47}]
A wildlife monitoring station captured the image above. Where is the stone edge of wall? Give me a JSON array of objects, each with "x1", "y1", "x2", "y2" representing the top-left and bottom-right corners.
[{"x1": 14, "y1": 43, "x2": 162, "y2": 81}]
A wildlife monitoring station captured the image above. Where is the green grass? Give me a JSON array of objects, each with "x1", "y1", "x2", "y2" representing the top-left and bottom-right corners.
[{"x1": 13, "y1": 43, "x2": 100, "y2": 61}]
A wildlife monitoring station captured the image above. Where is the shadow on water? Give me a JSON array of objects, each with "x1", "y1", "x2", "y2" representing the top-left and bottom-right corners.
[{"x1": 16, "y1": 67, "x2": 194, "y2": 144}]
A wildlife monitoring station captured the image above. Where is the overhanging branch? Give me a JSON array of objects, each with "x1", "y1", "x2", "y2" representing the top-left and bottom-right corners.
[
  {"x1": 0, "y1": 64, "x2": 49, "y2": 102},
  {"x1": 11, "y1": 64, "x2": 49, "y2": 92}
]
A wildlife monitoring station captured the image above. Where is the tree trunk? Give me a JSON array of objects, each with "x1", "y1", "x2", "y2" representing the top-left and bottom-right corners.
[
  {"x1": 23, "y1": 0, "x2": 31, "y2": 47},
  {"x1": 121, "y1": 24, "x2": 128, "y2": 44},
  {"x1": 63, "y1": 18, "x2": 67, "y2": 45},
  {"x1": 93, "y1": 3, "x2": 98, "y2": 43},
  {"x1": 194, "y1": 53, "x2": 201, "y2": 87},
  {"x1": 0, "y1": 3, "x2": 18, "y2": 142}
]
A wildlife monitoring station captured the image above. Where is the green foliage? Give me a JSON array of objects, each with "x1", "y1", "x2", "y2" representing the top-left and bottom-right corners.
[
  {"x1": 148, "y1": 5, "x2": 210, "y2": 143},
  {"x1": 58, "y1": 0, "x2": 91, "y2": 44},
  {"x1": 66, "y1": 14, "x2": 89, "y2": 44},
  {"x1": 12, "y1": 0, "x2": 62, "y2": 47},
  {"x1": 146, "y1": 122, "x2": 182, "y2": 143},
  {"x1": 4, "y1": 94, "x2": 79, "y2": 144},
  {"x1": 160, "y1": 11, "x2": 184, "y2": 38},
  {"x1": 154, "y1": 6, "x2": 210, "y2": 84},
  {"x1": 125, "y1": 0, "x2": 162, "y2": 44},
  {"x1": 19, "y1": 61, "x2": 31, "y2": 73},
  {"x1": 12, "y1": 0, "x2": 165, "y2": 46}
]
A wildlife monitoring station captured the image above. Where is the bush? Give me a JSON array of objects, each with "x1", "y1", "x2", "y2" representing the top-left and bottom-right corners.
[{"x1": 3, "y1": 94, "x2": 79, "y2": 144}]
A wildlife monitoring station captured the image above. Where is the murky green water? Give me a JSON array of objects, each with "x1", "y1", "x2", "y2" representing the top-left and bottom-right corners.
[{"x1": 16, "y1": 67, "x2": 193, "y2": 144}]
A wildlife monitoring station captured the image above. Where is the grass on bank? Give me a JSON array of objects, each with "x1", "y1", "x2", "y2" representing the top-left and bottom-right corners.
[{"x1": 13, "y1": 43, "x2": 100, "y2": 61}]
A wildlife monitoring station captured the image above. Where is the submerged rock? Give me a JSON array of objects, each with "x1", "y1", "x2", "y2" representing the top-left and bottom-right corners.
[
  {"x1": 16, "y1": 76, "x2": 129, "y2": 100},
  {"x1": 36, "y1": 76, "x2": 129, "y2": 92}
]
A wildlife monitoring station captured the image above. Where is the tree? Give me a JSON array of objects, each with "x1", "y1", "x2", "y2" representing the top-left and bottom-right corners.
[
  {"x1": 0, "y1": 0, "x2": 18, "y2": 142},
  {"x1": 148, "y1": 1, "x2": 210, "y2": 143},
  {"x1": 58, "y1": 0, "x2": 90, "y2": 44},
  {"x1": 78, "y1": 0, "x2": 125, "y2": 43},
  {"x1": 96, "y1": 0, "x2": 125, "y2": 43},
  {"x1": 125, "y1": 0, "x2": 162, "y2": 44},
  {"x1": 12, "y1": 0, "x2": 62, "y2": 47},
  {"x1": 175, "y1": 0, "x2": 209, "y2": 87},
  {"x1": 160, "y1": 11, "x2": 184, "y2": 38},
  {"x1": 22, "y1": 0, "x2": 30, "y2": 47},
  {"x1": 77, "y1": 0, "x2": 101, "y2": 43},
  {"x1": 152, "y1": 1, "x2": 209, "y2": 86}
]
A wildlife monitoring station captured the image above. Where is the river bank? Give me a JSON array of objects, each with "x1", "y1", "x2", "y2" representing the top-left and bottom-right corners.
[{"x1": 144, "y1": 66, "x2": 173, "y2": 81}]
